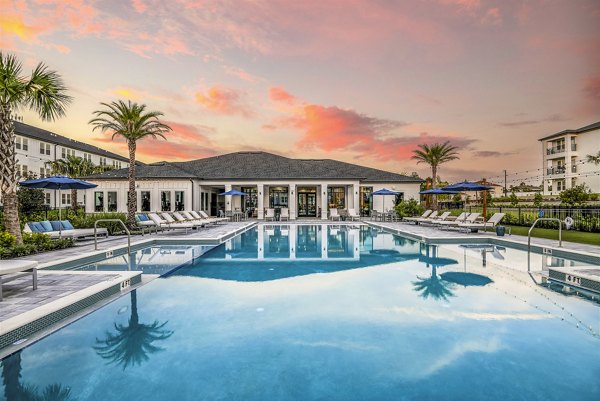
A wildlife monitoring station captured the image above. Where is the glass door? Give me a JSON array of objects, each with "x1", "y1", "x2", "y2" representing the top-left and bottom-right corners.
[{"x1": 297, "y1": 189, "x2": 317, "y2": 217}]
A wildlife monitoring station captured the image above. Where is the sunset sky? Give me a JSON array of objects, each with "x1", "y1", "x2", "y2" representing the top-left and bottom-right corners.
[{"x1": 2, "y1": 0, "x2": 599, "y2": 186}]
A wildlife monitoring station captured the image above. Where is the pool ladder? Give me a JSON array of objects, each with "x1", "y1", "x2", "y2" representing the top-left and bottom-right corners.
[
  {"x1": 94, "y1": 219, "x2": 132, "y2": 268},
  {"x1": 527, "y1": 218, "x2": 562, "y2": 272}
]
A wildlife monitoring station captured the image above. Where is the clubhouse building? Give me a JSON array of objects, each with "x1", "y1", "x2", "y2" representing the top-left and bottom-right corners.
[{"x1": 84, "y1": 151, "x2": 423, "y2": 219}]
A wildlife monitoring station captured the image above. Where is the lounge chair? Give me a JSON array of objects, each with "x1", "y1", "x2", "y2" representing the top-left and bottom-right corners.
[
  {"x1": 135, "y1": 213, "x2": 158, "y2": 234},
  {"x1": 24, "y1": 220, "x2": 108, "y2": 240},
  {"x1": 436, "y1": 212, "x2": 469, "y2": 229},
  {"x1": 195, "y1": 210, "x2": 227, "y2": 224},
  {"x1": 458, "y1": 213, "x2": 505, "y2": 232},
  {"x1": 173, "y1": 212, "x2": 206, "y2": 228},
  {"x1": 412, "y1": 210, "x2": 439, "y2": 224},
  {"x1": 265, "y1": 208, "x2": 275, "y2": 221},
  {"x1": 329, "y1": 209, "x2": 341, "y2": 221},
  {"x1": 280, "y1": 208, "x2": 289, "y2": 221},
  {"x1": 443, "y1": 213, "x2": 481, "y2": 229},
  {"x1": 160, "y1": 212, "x2": 198, "y2": 231},
  {"x1": 0, "y1": 260, "x2": 38, "y2": 301},
  {"x1": 421, "y1": 211, "x2": 451, "y2": 225},
  {"x1": 347, "y1": 209, "x2": 360, "y2": 221},
  {"x1": 404, "y1": 210, "x2": 432, "y2": 223},
  {"x1": 148, "y1": 213, "x2": 193, "y2": 233}
]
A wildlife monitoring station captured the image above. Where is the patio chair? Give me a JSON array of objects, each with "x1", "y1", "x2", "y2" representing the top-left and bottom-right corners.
[
  {"x1": 404, "y1": 210, "x2": 433, "y2": 223},
  {"x1": 265, "y1": 208, "x2": 275, "y2": 221},
  {"x1": 135, "y1": 213, "x2": 158, "y2": 235},
  {"x1": 0, "y1": 260, "x2": 38, "y2": 301},
  {"x1": 412, "y1": 210, "x2": 439, "y2": 224},
  {"x1": 436, "y1": 212, "x2": 469, "y2": 229},
  {"x1": 421, "y1": 211, "x2": 451, "y2": 225},
  {"x1": 329, "y1": 208, "x2": 341, "y2": 221},
  {"x1": 457, "y1": 213, "x2": 505, "y2": 233},
  {"x1": 280, "y1": 208, "x2": 290, "y2": 221},
  {"x1": 443, "y1": 212, "x2": 481, "y2": 229},
  {"x1": 173, "y1": 211, "x2": 206, "y2": 228},
  {"x1": 148, "y1": 213, "x2": 193, "y2": 234},
  {"x1": 347, "y1": 209, "x2": 360, "y2": 221},
  {"x1": 196, "y1": 210, "x2": 228, "y2": 224}
]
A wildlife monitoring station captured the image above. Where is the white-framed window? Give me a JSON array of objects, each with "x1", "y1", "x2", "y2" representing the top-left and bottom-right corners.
[
  {"x1": 83, "y1": 153, "x2": 92, "y2": 162},
  {"x1": 44, "y1": 192, "x2": 51, "y2": 205},
  {"x1": 112, "y1": 160, "x2": 122, "y2": 169},
  {"x1": 15, "y1": 137, "x2": 28, "y2": 151},
  {"x1": 40, "y1": 142, "x2": 51, "y2": 155},
  {"x1": 61, "y1": 193, "x2": 71, "y2": 205},
  {"x1": 61, "y1": 147, "x2": 75, "y2": 158},
  {"x1": 99, "y1": 157, "x2": 107, "y2": 166},
  {"x1": 557, "y1": 181, "x2": 565, "y2": 191}
]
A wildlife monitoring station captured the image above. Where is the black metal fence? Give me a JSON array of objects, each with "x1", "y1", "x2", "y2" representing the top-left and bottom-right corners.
[{"x1": 459, "y1": 206, "x2": 600, "y2": 232}]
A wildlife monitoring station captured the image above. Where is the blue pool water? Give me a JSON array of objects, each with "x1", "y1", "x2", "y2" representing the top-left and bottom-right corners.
[{"x1": 2, "y1": 225, "x2": 599, "y2": 400}]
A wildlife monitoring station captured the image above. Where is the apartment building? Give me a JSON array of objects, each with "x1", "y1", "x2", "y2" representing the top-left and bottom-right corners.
[
  {"x1": 539, "y1": 121, "x2": 600, "y2": 195},
  {"x1": 12, "y1": 121, "x2": 129, "y2": 208}
]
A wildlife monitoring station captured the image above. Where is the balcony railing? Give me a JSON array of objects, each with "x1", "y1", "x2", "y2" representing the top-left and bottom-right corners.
[
  {"x1": 546, "y1": 146, "x2": 566, "y2": 155},
  {"x1": 547, "y1": 167, "x2": 566, "y2": 175}
]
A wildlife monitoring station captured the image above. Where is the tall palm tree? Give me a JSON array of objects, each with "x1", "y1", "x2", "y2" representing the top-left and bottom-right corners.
[
  {"x1": 412, "y1": 141, "x2": 459, "y2": 209},
  {"x1": 93, "y1": 291, "x2": 174, "y2": 370},
  {"x1": 586, "y1": 151, "x2": 600, "y2": 165},
  {"x1": 46, "y1": 155, "x2": 107, "y2": 212},
  {"x1": 89, "y1": 101, "x2": 171, "y2": 227},
  {"x1": 0, "y1": 52, "x2": 71, "y2": 244}
]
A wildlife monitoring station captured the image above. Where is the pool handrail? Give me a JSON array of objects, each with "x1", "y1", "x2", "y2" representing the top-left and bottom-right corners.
[
  {"x1": 94, "y1": 219, "x2": 131, "y2": 260},
  {"x1": 527, "y1": 217, "x2": 562, "y2": 271}
]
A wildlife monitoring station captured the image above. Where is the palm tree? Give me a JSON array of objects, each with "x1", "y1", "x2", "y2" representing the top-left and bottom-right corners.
[
  {"x1": 93, "y1": 290, "x2": 174, "y2": 370},
  {"x1": 46, "y1": 155, "x2": 107, "y2": 212},
  {"x1": 586, "y1": 151, "x2": 600, "y2": 165},
  {"x1": 89, "y1": 101, "x2": 171, "y2": 228},
  {"x1": 0, "y1": 52, "x2": 71, "y2": 244},
  {"x1": 412, "y1": 141, "x2": 459, "y2": 209}
]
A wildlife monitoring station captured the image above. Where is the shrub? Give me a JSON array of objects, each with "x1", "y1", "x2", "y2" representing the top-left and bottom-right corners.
[
  {"x1": 0, "y1": 231, "x2": 74, "y2": 259},
  {"x1": 69, "y1": 212, "x2": 127, "y2": 234},
  {"x1": 0, "y1": 231, "x2": 17, "y2": 248},
  {"x1": 509, "y1": 192, "x2": 519, "y2": 207},
  {"x1": 560, "y1": 184, "x2": 591, "y2": 206},
  {"x1": 395, "y1": 199, "x2": 424, "y2": 218},
  {"x1": 533, "y1": 192, "x2": 543, "y2": 208}
]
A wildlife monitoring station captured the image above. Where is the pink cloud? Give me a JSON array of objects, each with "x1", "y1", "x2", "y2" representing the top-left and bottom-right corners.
[
  {"x1": 131, "y1": 0, "x2": 146, "y2": 13},
  {"x1": 269, "y1": 87, "x2": 475, "y2": 161},
  {"x1": 223, "y1": 65, "x2": 260, "y2": 83},
  {"x1": 480, "y1": 8, "x2": 502, "y2": 26},
  {"x1": 583, "y1": 75, "x2": 600, "y2": 101},
  {"x1": 195, "y1": 86, "x2": 254, "y2": 117}
]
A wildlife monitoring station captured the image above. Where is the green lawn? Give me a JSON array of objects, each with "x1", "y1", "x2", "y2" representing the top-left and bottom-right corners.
[{"x1": 506, "y1": 225, "x2": 600, "y2": 246}]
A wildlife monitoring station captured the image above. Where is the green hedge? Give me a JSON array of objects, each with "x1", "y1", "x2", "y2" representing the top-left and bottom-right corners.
[{"x1": 0, "y1": 232, "x2": 73, "y2": 259}]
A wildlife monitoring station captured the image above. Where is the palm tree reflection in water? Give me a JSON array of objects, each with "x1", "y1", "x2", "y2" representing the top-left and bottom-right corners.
[
  {"x1": 412, "y1": 245, "x2": 457, "y2": 301},
  {"x1": 1, "y1": 351, "x2": 75, "y2": 401},
  {"x1": 94, "y1": 290, "x2": 173, "y2": 370}
]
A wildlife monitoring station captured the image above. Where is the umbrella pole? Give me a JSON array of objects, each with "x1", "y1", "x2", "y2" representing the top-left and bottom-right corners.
[
  {"x1": 483, "y1": 190, "x2": 487, "y2": 223},
  {"x1": 59, "y1": 186, "x2": 62, "y2": 239}
]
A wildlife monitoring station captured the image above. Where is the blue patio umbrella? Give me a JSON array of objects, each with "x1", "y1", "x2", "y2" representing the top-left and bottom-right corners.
[
  {"x1": 218, "y1": 189, "x2": 248, "y2": 196},
  {"x1": 371, "y1": 188, "x2": 400, "y2": 212},
  {"x1": 419, "y1": 188, "x2": 460, "y2": 194},
  {"x1": 445, "y1": 181, "x2": 493, "y2": 221},
  {"x1": 19, "y1": 175, "x2": 98, "y2": 237}
]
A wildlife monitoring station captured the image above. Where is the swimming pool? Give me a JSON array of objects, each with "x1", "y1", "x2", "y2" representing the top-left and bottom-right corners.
[{"x1": 2, "y1": 224, "x2": 599, "y2": 400}]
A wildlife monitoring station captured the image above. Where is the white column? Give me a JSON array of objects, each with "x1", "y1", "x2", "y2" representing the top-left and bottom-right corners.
[
  {"x1": 225, "y1": 184, "x2": 232, "y2": 212},
  {"x1": 289, "y1": 183, "x2": 297, "y2": 220},
  {"x1": 321, "y1": 184, "x2": 328, "y2": 220},
  {"x1": 257, "y1": 184, "x2": 264, "y2": 219},
  {"x1": 353, "y1": 183, "x2": 360, "y2": 214},
  {"x1": 321, "y1": 225, "x2": 328, "y2": 258}
]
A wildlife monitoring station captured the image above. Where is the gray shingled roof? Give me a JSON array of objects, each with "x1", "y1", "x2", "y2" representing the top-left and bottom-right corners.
[
  {"x1": 538, "y1": 121, "x2": 600, "y2": 141},
  {"x1": 85, "y1": 151, "x2": 423, "y2": 182},
  {"x1": 14, "y1": 121, "x2": 129, "y2": 162}
]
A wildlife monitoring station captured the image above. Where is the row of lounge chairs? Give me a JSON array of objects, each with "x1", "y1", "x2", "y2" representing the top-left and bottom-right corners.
[
  {"x1": 404, "y1": 210, "x2": 505, "y2": 232},
  {"x1": 136, "y1": 211, "x2": 228, "y2": 234}
]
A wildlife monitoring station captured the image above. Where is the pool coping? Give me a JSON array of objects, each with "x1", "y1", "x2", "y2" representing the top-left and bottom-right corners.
[{"x1": 366, "y1": 221, "x2": 600, "y2": 265}]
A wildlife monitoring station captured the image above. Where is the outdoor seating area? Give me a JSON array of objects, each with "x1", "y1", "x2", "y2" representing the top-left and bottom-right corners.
[
  {"x1": 402, "y1": 211, "x2": 506, "y2": 233},
  {"x1": 0, "y1": 260, "x2": 38, "y2": 301},
  {"x1": 24, "y1": 220, "x2": 108, "y2": 240}
]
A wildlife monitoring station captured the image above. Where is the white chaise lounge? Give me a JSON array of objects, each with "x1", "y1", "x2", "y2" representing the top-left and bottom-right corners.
[{"x1": 0, "y1": 260, "x2": 38, "y2": 301}]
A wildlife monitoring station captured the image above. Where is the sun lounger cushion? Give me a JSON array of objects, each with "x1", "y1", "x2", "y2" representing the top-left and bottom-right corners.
[
  {"x1": 61, "y1": 220, "x2": 75, "y2": 230},
  {"x1": 40, "y1": 221, "x2": 53, "y2": 232},
  {"x1": 138, "y1": 214, "x2": 149, "y2": 221},
  {"x1": 50, "y1": 221, "x2": 62, "y2": 231}
]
